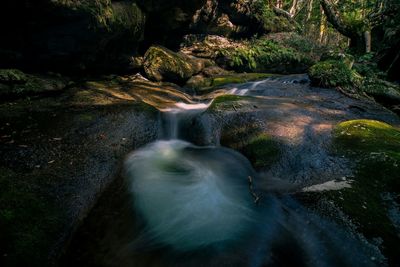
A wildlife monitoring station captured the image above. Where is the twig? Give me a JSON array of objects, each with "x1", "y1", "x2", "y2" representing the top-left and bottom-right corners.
[{"x1": 248, "y1": 176, "x2": 261, "y2": 204}]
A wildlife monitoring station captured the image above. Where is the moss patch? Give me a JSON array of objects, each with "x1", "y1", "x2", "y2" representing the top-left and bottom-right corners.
[
  {"x1": 209, "y1": 94, "x2": 252, "y2": 110},
  {"x1": 241, "y1": 134, "x2": 281, "y2": 169},
  {"x1": 218, "y1": 38, "x2": 314, "y2": 74},
  {"x1": 326, "y1": 119, "x2": 400, "y2": 263},
  {"x1": 219, "y1": 117, "x2": 281, "y2": 171},
  {"x1": 189, "y1": 73, "x2": 275, "y2": 94},
  {"x1": 211, "y1": 73, "x2": 274, "y2": 87}
]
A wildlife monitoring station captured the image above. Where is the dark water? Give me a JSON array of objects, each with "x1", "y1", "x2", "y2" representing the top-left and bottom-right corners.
[{"x1": 61, "y1": 76, "x2": 387, "y2": 267}]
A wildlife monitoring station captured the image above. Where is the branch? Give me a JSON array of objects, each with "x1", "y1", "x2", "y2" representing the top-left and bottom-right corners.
[
  {"x1": 273, "y1": 6, "x2": 295, "y2": 20},
  {"x1": 319, "y1": 0, "x2": 360, "y2": 38}
]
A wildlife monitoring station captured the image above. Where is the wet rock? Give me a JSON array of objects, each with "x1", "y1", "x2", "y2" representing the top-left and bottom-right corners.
[
  {"x1": 361, "y1": 77, "x2": 400, "y2": 104},
  {"x1": 0, "y1": 79, "x2": 159, "y2": 266},
  {"x1": 299, "y1": 119, "x2": 400, "y2": 265}
]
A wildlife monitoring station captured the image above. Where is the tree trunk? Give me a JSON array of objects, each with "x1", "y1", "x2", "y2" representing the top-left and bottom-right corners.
[
  {"x1": 319, "y1": 8, "x2": 328, "y2": 44},
  {"x1": 364, "y1": 30, "x2": 371, "y2": 53},
  {"x1": 305, "y1": 0, "x2": 314, "y2": 22},
  {"x1": 289, "y1": 0, "x2": 299, "y2": 16}
]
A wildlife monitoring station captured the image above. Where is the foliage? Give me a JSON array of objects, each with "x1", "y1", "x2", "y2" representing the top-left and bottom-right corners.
[
  {"x1": 219, "y1": 38, "x2": 314, "y2": 73},
  {"x1": 308, "y1": 59, "x2": 361, "y2": 88},
  {"x1": 251, "y1": 0, "x2": 296, "y2": 33},
  {"x1": 0, "y1": 69, "x2": 27, "y2": 84}
]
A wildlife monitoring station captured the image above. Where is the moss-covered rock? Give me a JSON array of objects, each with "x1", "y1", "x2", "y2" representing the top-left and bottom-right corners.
[
  {"x1": 0, "y1": 0, "x2": 145, "y2": 72},
  {"x1": 0, "y1": 69, "x2": 68, "y2": 99},
  {"x1": 361, "y1": 77, "x2": 400, "y2": 103},
  {"x1": 308, "y1": 59, "x2": 362, "y2": 89},
  {"x1": 0, "y1": 69, "x2": 27, "y2": 84},
  {"x1": 144, "y1": 46, "x2": 203, "y2": 84},
  {"x1": 218, "y1": 38, "x2": 314, "y2": 74},
  {"x1": 309, "y1": 119, "x2": 400, "y2": 264}
]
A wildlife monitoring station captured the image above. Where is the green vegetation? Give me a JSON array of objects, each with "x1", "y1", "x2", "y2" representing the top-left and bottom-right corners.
[
  {"x1": 251, "y1": 0, "x2": 296, "y2": 33},
  {"x1": 0, "y1": 69, "x2": 27, "y2": 84},
  {"x1": 219, "y1": 38, "x2": 314, "y2": 73},
  {"x1": 0, "y1": 69, "x2": 67, "y2": 98},
  {"x1": 211, "y1": 73, "x2": 274, "y2": 87},
  {"x1": 308, "y1": 59, "x2": 362, "y2": 89}
]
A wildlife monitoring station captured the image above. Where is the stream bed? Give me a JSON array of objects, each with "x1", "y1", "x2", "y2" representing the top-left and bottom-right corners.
[{"x1": 61, "y1": 75, "x2": 400, "y2": 267}]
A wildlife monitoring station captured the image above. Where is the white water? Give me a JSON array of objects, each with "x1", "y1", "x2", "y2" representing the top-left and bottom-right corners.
[{"x1": 125, "y1": 140, "x2": 258, "y2": 251}]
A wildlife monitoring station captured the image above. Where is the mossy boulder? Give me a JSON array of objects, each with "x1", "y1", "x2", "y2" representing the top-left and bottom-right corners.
[
  {"x1": 144, "y1": 46, "x2": 203, "y2": 84},
  {"x1": 308, "y1": 60, "x2": 362, "y2": 89},
  {"x1": 0, "y1": 0, "x2": 145, "y2": 72},
  {"x1": 304, "y1": 119, "x2": 400, "y2": 264},
  {"x1": 0, "y1": 69, "x2": 68, "y2": 99},
  {"x1": 0, "y1": 69, "x2": 27, "y2": 84},
  {"x1": 361, "y1": 77, "x2": 400, "y2": 104}
]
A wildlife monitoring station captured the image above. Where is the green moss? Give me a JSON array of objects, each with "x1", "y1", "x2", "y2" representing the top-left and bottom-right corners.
[
  {"x1": 221, "y1": 126, "x2": 281, "y2": 170},
  {"x1": 0, "y1": 69, "x2": 27, "y2": 84},
  {"x1": 308, "y1": 60, "x2": 362, "y2": 89},
  {"x1": 219, "y1": 39, "x2": 314, "y2": 73},
  {"x1": 209, "y1": 94, "x2": 252, "y2": 110},
  {"x1": 328, "y1": 119, "x2": 400, "y2": 262},
  {"x1": 211, "y1": 73, "x2": 274, "y2": 87},
  {"x1": 241, "y1": 134, "x2": 281, "y2": 169},
  {"x1": 0, "y1": 69, "x2": 67, "y2": 98}
]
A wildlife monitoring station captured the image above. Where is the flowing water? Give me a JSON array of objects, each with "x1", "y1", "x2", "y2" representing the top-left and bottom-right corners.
[{"x1": 62, "y1": 75, "x2": 397, "y2": 266}]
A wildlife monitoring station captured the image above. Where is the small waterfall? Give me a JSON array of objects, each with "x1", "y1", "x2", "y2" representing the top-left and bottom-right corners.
[{"x1": 158, "y1": 102, "x2": 211, "y2": 140}]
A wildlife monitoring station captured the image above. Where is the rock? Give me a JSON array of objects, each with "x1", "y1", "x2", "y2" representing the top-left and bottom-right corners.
[
  {"x1": 190, "y1": 0, "x2": 259, "y2": 37},
  {"x1": 186, "y1": 74, "x2": 212, "y2": 90},
  {"x1": 202, "y1": 66, "x2": 230, "y2": 77},
  {"x1": 0, "y1": 1, "x2": 145, "y2": 72},
  {"x1": 143, "y1": 46, "x2": 203, "y2": 84},
  {"x1": 321, "y1": 119, "x2": 400, "y2": 264},
  {"x1": 0, "y1": 69, "x2": 68, "y2": 99},
  {"x1": 362, "y1": 78, "x2": 400, "y2": 104},
  {"x1": 129, "y1": 56, "x2": 144, "y2": 70},
  {"x1": 0, "y1": 69, "x2": 27, "y2": 84},
  {"x1": 180, "y1": 34, "x2": 248, "y2": 60}
]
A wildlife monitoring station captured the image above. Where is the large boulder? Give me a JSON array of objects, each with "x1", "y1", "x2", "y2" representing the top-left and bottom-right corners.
[
  {"x1": 0, "y1": 0, "x2": 145, "y2": 73},
  {"x1": 143, "y1": 46, "x2": 204, "y2": 84}
]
